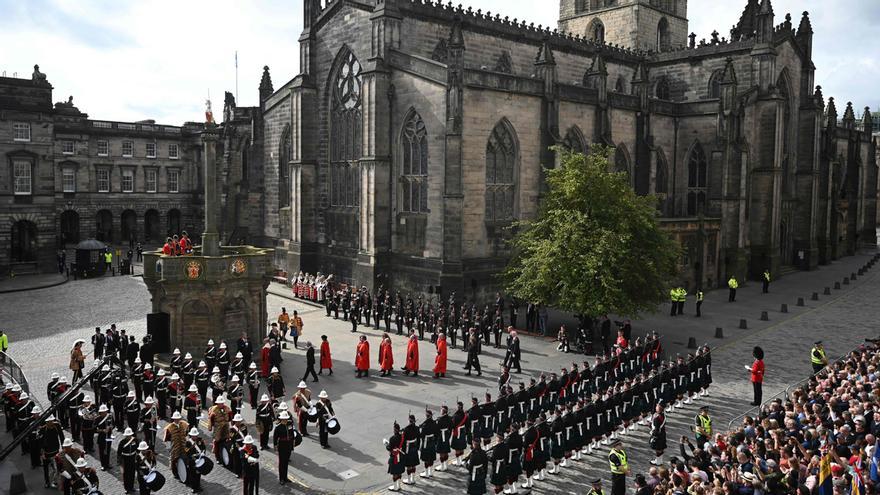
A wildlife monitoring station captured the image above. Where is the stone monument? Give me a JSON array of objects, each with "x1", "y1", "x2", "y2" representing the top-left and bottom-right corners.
[{"x1": 143, "y1": 114, "x2": 273, "y2": 352}]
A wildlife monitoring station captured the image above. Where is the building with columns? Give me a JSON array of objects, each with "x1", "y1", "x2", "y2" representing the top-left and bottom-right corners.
[{"x1": 250, "y1": 0, "x2": 876, "y2": 300}]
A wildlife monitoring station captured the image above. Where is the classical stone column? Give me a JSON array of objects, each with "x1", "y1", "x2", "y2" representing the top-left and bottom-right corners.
[{"x1": 201, "y1": 127, "x2": 221, "y2": 256}]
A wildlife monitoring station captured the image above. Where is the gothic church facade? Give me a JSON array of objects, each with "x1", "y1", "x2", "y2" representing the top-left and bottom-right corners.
[{"x1": 254, "y1": 0, "x2": 877, "y2": 299}]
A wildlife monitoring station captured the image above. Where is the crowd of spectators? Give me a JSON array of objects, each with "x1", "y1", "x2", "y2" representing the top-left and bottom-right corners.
[{"x1": 638, "y1": 341, "x2": 879, "y2": 495}]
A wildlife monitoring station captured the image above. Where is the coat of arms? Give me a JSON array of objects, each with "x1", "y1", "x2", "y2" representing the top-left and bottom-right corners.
[
  {"x1": 186, "y1": 261, "x2": 202, "y2": 279},
  {"x1": 230, "y1": 258, "x2": 247, "y2": 276}
]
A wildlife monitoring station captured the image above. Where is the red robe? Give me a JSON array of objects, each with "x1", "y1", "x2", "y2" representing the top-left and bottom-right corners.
[
  {"x1": 433, "y1": 339, "x2": 447, "y2": 374},
  {"x1": 320, "y1": 341, "x2": 333, "y2": 369},
  {"x1": 355, "y1": 341, "x2": 370, "y2": 371},
  {"x1": 405, "y1": 339, "x2": 419, "y2": 372},
  {"x1": 260, "y1": 346, "x2": 271, "y2": 377},
  {"x1": 379, "y1": 340, "x2": 393, "y2": 371}
]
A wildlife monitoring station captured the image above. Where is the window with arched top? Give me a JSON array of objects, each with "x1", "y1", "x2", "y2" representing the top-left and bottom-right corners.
[
  {"x1": 486, "y1": 121, "x2": 518, "y2": 223},
  {"x1": 614, "y1": 145, "x2": 631, "y2": 181},
  {"x1": 614, "y1": 76, "x2": 626, "y2": 93},
  {"x1": 589, "y1": 19, "x2": 605, "y2": 43},
  {"x1": 279, "y1": 130, "x2": 291, "y2": 207},
  {"x1": 657, "y1": 17, "x2": 671, "y2": 52},
  {"x1": 562, "y1": 126, "x2": 588, "y2": 155},
  {"x1": 708, "y1": 70, "x2": 723, "y2": 99},
  {"x1": 330, "y1": 49, "x2": 363, "y2": 208},
  {"x1": 655, "y1": 77, "x2": 671, "y2": 100},
  {"x1": 686, "y1": 143, "x2": 708, "y2": 216},
  {"x1": 401, "y1": 110, "x2": 429, "y2": 213}
]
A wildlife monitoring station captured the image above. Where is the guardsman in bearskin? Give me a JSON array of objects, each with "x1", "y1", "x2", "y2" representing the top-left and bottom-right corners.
[
  {"x1": 272, "y1": 411, "x2": 296, "y2": 484},
  {"x1": 256, "y1": 394, "x2": 275, "y2": 449}
]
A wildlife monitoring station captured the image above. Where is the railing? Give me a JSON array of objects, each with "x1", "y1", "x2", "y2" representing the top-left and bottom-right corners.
[
  {"x1": 725, "y1": 345, "x2": 863, "y2": 431},
  {"x1": 0, "y1": 351, "x2": 43, "y2": 408}
]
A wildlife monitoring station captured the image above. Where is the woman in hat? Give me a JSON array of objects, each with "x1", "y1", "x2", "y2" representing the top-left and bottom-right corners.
[{"x1": 70, "y1": 340, "x2": 85, "y2": 383}]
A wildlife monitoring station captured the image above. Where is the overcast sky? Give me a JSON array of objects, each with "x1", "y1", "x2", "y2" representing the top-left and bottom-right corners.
[{"x1": 2, "y1": 0, "x2": 877, "y2": 124}]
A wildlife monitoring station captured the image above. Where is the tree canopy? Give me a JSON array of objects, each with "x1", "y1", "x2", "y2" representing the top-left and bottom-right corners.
[{"x1": 502, "y1": 146, "x2": 680, "y2": 318}]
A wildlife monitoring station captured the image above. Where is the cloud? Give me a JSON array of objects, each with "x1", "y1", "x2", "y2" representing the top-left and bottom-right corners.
[{"x1": 1, "y1": 0, "x2": 876, "y2": 123}]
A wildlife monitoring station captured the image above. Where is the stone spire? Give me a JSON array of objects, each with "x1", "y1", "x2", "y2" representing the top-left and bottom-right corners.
[
  {"x1": 862, "y1": 107, "x2": 873, "y2": 133},
  {"x1": 535, "y1": 37, "x2": 556, "y2": 66},
  {"x1": 719, "y1": 57, "x2": 738, "y2": 114},
  {"x1": 842, "y1": 101, "x2": 856, "y2": 129},
  {"x1": 813, "y1": 85, "x2": 824, "y2": 112},
  {"x1": 731, "y1": 0, "x2": 760, "y2": 40},
  {"x1": 756, "y1": 0, "x2": 774, "y2": 44},
  {"x1": 826, "y1": 97, "x2": 837, "y2": 128},
  {"x1": 259, "y1": 66, "x2": 273, "y2": 102},
  {"x1": 796, "y1": 11, "x2": 813, "y2": 59}
]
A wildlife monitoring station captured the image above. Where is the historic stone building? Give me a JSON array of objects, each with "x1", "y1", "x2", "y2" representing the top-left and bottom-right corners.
[
  {"x1": 248, "y1": 0, "x2": 877, "y2": 300},
  {"x1": 0, "y1": 67, "x2": 205, "y2": 275}
]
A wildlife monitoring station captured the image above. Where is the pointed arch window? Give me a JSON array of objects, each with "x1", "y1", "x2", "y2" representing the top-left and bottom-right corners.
[
  {"x1": 614, "y1": 145, "x2": 630, "y2": 180},
  {"x1": 486, "y1": 121, "x2": 517, "y2": 223},
  {"x1": 686, "y1": 143, "x2": 708, "y2": 216},
  {"x1": 708, "y1": 70, "x2": 723, "y2": 99},
  {"x1": 401, "y1": 111, "x2": 429, "y2": 213},
  {"x1": 330, "y1": 50, "x2": 363, "y2": 208},
  {"x1": 279, "y1": 131, "x2": 291, "y2": 207},
  {"x1": 589, "y1": 19, "x2": 605, "y2": 43},
  {"x1": 657, "y1": 17, "x2": 671, "y2": 51},
  {"x1": 563, "y1": 127, "x2": 587, "y2": 155},
  {"x1": 655, "y1": 77, "x2": 670, "y2": 100}
]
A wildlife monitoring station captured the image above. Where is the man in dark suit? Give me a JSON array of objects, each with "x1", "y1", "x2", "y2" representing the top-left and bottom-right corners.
[
  {"x1": 301, "y1": 342, "x2": 318, "y2": 382},
  {"x1": 126, "y1": 336, "x2": 139, "y2": 371},
  {"x1": 237, "y1": 333, "x2": 254, "y2": 369},
  {"x1": 91, "y1": 327, "x2": 105, "y2": 360},
  {"x1": 139, "y1": 336, "x2": 154, "y2": 367},
  {"x1": 503, "y1": 327, "x2": 522, "y2": 373}
]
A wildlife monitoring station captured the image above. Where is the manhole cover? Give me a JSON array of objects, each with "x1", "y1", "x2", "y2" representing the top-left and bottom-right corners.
[{"x1": 338, "y1": 469, "x2": 360, "y2": 480}]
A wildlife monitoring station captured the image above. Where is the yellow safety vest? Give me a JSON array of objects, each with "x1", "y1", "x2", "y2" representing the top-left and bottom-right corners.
[
  {"x1": 697, "y1": 414, "x2": 712, "y2": 437},
  {"x1": 811, "y1": 347, "x2": 826, "y2": 365},
  {"x1": 728, "y1": 278, "x2": 738, "y2": 289},
  {"x1": 609, "y1": 448, "x2": 628, "y2": 474},
  {"x1": 104, "y1": 252, "x2": 112, "y2": 263},
  {"x1": 669, "y1": 289, "x2": 677, "y2": 302},
  {"x1": 696, "y1": 291, "x2": 704, "y2": 302},
  {"x1": 763, "y1": 271, "x2": 771, "y2": 282}
]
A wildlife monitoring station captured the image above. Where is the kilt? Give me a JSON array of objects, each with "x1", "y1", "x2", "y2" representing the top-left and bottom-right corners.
[
  {"x1": 436, "y1": 433, "x2": 451, "y2": 455},
  {"x1": 480, "y1": 419, "x2": 494, "y2": 440},
  {"x1": 451, "y1": 429, "x2": 468, "y2": 451},
  {"x1": 388, "y1": 453, "x2": 405, "y2": 475},
  {"x1": 650, "y1": 431, "x2": 667, "y2": 451},
  {"x1": 506, "y1": 451, "x2": 522, "y2": 479},
  {"x1": 420, "y1": 438, "x2": 437, "y2": 463},
  {"x1": 550, "y1": 434, "x2": 565, "y2": 459},
  {"x1": 489, "y1": 461, "x2": 506, "y2": 486},
  {"x1": 403, "y1": 440, "x2": 420, "y2": 467},
  {"x1": 467, "y1": 475, "x2": 487, "y2": 495}
]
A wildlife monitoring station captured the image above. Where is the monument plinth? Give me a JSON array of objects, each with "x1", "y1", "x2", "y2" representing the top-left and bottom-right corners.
[{"x1": 143, "y1": 121, "x2": 273, "y2": 352}]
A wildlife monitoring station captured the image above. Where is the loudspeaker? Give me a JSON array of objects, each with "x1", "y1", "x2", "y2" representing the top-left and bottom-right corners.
[{"x1": 147, "y1": 312, "x2": 171, "y2": 354}]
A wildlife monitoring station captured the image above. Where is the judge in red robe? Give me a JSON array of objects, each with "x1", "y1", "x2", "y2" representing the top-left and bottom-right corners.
[
  {"x1": 379, "y1": 334, "x2": 394, "y2": 376},
  {"x1": 404, "y1": 334, "x2": 419, "y2": 376},
  {"x1": 433, "y1": 333, "x2": 448, "y2": 379},
  {"x1": 355, "y1": 335, "x2": 370, "y2": 378},
  {"x1": 260, "y1": 341, "x2": 271, "y2": 378},
  {"x1": 319, "y1": 335, "x2": 333, "y2": 375}
]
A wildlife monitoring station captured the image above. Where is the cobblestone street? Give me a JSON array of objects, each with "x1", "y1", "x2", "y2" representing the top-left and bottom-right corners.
[{"x1": 0, "y1": 249, "x2": 878, "y2": 494}]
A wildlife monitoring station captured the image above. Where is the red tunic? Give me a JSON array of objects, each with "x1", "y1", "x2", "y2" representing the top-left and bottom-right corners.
[
  {"x1": 355, "y1": 341, "x2": 370, "y2": 371},
  {"x1": 162, "y1": 243, "x2": 172, "y2": 256},
  {"x1": 750, "y1": 359, "x2": 765, "y2": 384},
  {"x1": 379, "y1": 340, "x2": 394, "y2": 371},
  {"x1": 433, "y1": 339, "x2": 447, "y2": 374},
  {"x1": 616, "y1": 336, "x2": 629, "y2": 349},
  {"x1": 260, "y1": 347, "x2": 271, "y2": 377},
  {"x1": 320, "y1": 341, "x2": 333, "y2": 369},
  {"x1": 405, "y1": 339, "x2": 419, "y2": 372}
]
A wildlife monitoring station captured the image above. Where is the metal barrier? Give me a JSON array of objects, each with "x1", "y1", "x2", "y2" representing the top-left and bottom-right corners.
[
  {"x1": 0, "y1": 351, "x2": 43, "y2": 409},
  {"x1": 725, "y1": 345, "x2": 863, "y2": 431}
]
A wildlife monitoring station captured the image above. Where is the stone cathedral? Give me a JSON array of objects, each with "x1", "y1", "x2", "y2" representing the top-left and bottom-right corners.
[{"x1": 232, "y1": 0, "x2": 877, "y2": 300}]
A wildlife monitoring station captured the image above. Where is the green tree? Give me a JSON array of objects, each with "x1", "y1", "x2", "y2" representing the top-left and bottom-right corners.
[{"x1": 503, "y1": 145, "x2": 680, "y2": 318}]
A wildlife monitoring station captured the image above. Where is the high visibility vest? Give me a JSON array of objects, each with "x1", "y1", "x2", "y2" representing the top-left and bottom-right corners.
[
  {"x1": 811, "y1": 347, "x2": 826, "y2": 365},
  {"x1": 679, "y1": 289, "x2": 686, "y2": 300},
  {"x1": 669, "y1": 289, "x2": 676, "y2": 302},
  {"x1": 697, "y1": 414, "x2": 712, "y2": 437},
  {"x1": 609, "y1": 448, "x2": 628, "y2": 474},
  {"x1": 696, "y1": 291, "x2": 704, "y2": 302},
  {"x1": 763, "y1": 271, "x2": 771, "y2": 282},
  {"x1": 728, "y1": 278, "x2": 738, "y2": 289},
  {"x1": 104, "y1": 252, "x2": 112, "y2": 263}
]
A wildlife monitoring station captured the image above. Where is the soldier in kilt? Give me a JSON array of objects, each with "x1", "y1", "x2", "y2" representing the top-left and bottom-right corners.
[
  {"x1": 418, "y1": 410, "x2": 438, "y2": 479},
  {"x1": 505, "y1": 423, "x2": 523, "y2": 493},
  {"x1": 534, "y1": 413, "x2": 550, "y2": 481},
  {"x1": 660, "y1": 361, "x2": 676, "y2": 411},
  {"x1": 521, "y1": 418, "x2": 539, "y2": 488},
  {"x1": 674, "y1": 355, "x2": 689, "y2": 407},
  {"x1": 385, "y1": 422, "x2": 405, "y2": 492},
  {"x1": 450, "y1": 402, "x2": 469, "y2": 467},
  {"x1": 563, "y1": 403, "x2": 579, "y2": 464},
  {"x1": 548, "y1": 409, "x2": 565, "y2": 474},
  {"x1": 488, "y1": 432, "x2": 508, "y2": 494},
  {"x1": 435, "y1": 405, "x2": 452, "y2": 472},
  {"x1": 401, "y1": 415, "x2": 420, "y2": 485},
  {"x1": 467, "y1": 439, "x2": 488, "y2": 495},
  {"x1": 648, "y1": 402, "x2": 667, "y2": 466},
  {"x1": 698, "y1": 345, "x2": 712, "y2": 397}
]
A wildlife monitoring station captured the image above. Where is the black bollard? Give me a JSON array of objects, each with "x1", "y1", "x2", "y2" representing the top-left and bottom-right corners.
[
  {"x1": 687, "y1": 337, "x2": 697, "y2": 349},
  {"x1": 797, "y1": 297, "x2": 805, "y2": 306},
  {"x1": 760, "y1": 311, "x2": 769, "y2": 321},
  {"x1": 714, "y1": 327, "x2": 724, "y2": 339},
  {"x1": 739, "y1": 319, "x2": 748, "y2": 329},
  {"x1": 843, "y1": 277, "x2": 849, "y2": 285},
  {"x1": 780, "y1": 303, "x2": 788, "y2": 313},
  {"x1": 834, "y1": 282, "x2": 841, "y2": 290},
  {"x1": 852, "y1": 273, "x2": 858, "y2": 280},
  {"x1": 823, "y1": 287, "x2": 831, "y2": 295},
  {"x1": 9, "y1": 472, "x2": 26, "y2": 495},
  {"x1": 811, "y1": 292, "x2": 819, "y2": 301}
]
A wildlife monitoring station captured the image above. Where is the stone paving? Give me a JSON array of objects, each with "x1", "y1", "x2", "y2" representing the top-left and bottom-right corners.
[{"x1": 0, "y1": 248, "x2": 877, "y2": 494}]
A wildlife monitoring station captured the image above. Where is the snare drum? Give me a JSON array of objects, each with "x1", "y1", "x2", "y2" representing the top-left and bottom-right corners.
[
  {"x1": 220, "y1": 445, "x2": 231, "y2": 467},
  {"x1": 195, "y1": 455, "x2": 214, "y2": 475},
  {"x1": 144, "y1": 469, "x2": 166, "y2": 491},
  {"x1": 327, "y1": 417, "x2": 341, "y2": 435},
  {"x1": 293, "y1": 429, "x2": 303, "y2": 447},
  {"x1": 176, "y1": 457, "x2": 189, "y2": 484}
]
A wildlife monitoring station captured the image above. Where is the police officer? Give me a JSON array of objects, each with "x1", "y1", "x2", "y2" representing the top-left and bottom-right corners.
[
  {"x1": 762, "y1": 269, "x2": 771, "y2": 293},
  {"x1": 588, "y1": 478, "x2": 606, "y2": 495},
  {"x1": 694, "y1": 405, "x2": 712, "y2": 446},
  {"x1": 695, "y1": 288, "x2": 704, "y2": 317},
  {"x1": 727, "y1": 276, "x2": 738, "y2": 302},
  {"x1": 811, "y1": 341, "x2": 828, "y2": 374},
  {"x1": 608, "y1": 438, "x2": 628, "y2": 495}
]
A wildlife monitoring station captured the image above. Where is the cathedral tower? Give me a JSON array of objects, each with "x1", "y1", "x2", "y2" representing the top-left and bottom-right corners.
[{"x1": 558, "y1": 0, "x2": 688, "y2": 52}]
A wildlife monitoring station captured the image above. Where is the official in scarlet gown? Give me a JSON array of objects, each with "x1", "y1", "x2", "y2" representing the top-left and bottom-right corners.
[
  {"x1": 379, "y1": 334, "x2": 394, "y2": 377},
  {"x1": 433, "y1": 333, "x2": 448, "y2": 379},
  {"x1": 355, "y1": 335, "x2": 370, "y2": 378},
  {"x1": 319, "y1": 335, "x2": 333, "y2": 375},
  {"x1": 404, "y1": 333, "x2": 420, "y2": 377}
]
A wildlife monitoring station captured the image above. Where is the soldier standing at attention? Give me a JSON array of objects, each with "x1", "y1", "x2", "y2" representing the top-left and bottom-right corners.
[
  {"x1": 241, "y1": 435, "x2": 260, "y2": 495},
  {"x1": 273, "y1": 411, "x2": 295, "y2": 485}
]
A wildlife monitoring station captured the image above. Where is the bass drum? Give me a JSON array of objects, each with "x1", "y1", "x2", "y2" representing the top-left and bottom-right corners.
[
  {"x1": 327, "y1": 417, "x2": 341, "y2": 435},
  {"x1": 195, "y1": 455, "x2": 214, "y2": 475},
  {"x1": 144, "y1": 470, "x2": 166, "y2": 491},
  {"x1": 220, "y1": 445, "x2": 231, "y2": 467},
  {"x1": 306, "y1": 406, "x2": 319, "y2": 423},
  {"x1": 293, "y1": 429, "x2": 303, "y2": 447},
  {"x1": 176, "y1": 457, "x2": 189, "y2": 484}
]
